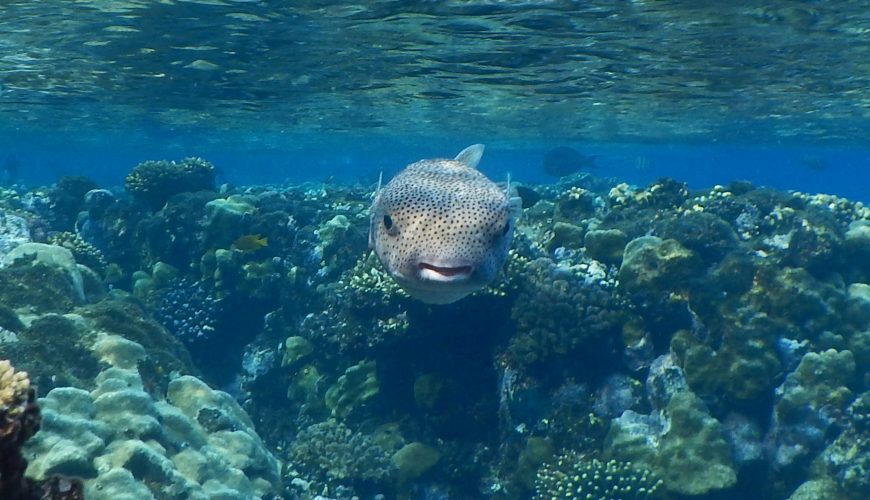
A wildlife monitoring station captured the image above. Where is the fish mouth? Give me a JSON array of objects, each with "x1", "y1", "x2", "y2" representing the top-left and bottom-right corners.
[{"x1": 418, "y1": 262, "x2": 473, "y2": 281}]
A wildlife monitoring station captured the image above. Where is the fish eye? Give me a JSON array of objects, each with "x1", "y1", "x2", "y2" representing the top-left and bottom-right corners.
[{"x1": 383, "y1": 215, "x2": 393, "y2": 230}]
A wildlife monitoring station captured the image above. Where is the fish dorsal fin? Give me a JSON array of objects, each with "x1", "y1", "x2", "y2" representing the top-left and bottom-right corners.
[
  {"x1": 454, "y1": 144, "x2": 485, "y2": 169},
  {"x1": 369, "y1": 171, "x2": 383, "y2": 250}
]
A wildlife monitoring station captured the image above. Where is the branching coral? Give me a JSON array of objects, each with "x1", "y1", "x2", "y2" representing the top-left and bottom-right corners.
[
  {"x1": 124, "y1": 157, "x2": 216, "y2": 210},
  {"x1": 156, "y1": 277, "x2": 223, "y2": 344},
  {"x1": 509, "y1": 257, "x2": 626, "y2": 368},
  {"x1": 48, "y1": 231, "x2": 106, "y2": 271},
  {"x1": 287, "y1": 419, "x2": 395, "y2": 488}
]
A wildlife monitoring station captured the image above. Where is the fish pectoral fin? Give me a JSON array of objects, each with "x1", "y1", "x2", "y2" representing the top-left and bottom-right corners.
[
  {"x1": 509, "y1": 195, "x2": 524, "y2": 220},
  {"x1": 454, "y1": 144, "x2": 485, "y2": 169}
]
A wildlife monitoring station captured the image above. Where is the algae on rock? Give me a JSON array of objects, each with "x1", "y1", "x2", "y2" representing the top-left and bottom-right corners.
[{"x1": 606, "y1": 391, "x2": 737, "y2": 496}]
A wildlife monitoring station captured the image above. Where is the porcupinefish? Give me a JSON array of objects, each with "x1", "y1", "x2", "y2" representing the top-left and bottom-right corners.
[{"x1": 369, "y1": 144, "x2": 520, "y2": 304}]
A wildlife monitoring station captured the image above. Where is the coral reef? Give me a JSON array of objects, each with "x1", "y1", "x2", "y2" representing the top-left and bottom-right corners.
[
  {"x1": 1, "y1": 359, "x2": 85, "y2": 500},
  {"x1": 606, "y1": 391, "x2": 737, "y2": 496},
  {"x1": 3, "y1": 161, "x2": 870, "y2": 499},
  {"x1": 286, "y1": 419, "x2": 395, "y2": 495},
  {"x1": 325, "y1": 360, "x2": 379, "y2": 419},
  {"x1": 155, "y1": 277, "x2": 223, "y2": 344},
  {"x1": 0, "y1": 209, "x2": 31, "y2": 255},
  {"x1": 125, "y1": 157, "x2": 216, "y2": 210},
  {"x1": 508, "y1": 256, "x2": 628, "y2": 370},
  {"x1": 767, "y1": 349, "x2": 855, "y2": 477},
  {"x1": 24, "y1": 336, "x2": 281, "y2": 499},
  {"x1": 47, "y1": 231, "x2": 106, "y2": 272},
  {"x1": 534, "y1": 453, "x2": 663, "y2": 500},
  {"x1": 46, "y1": 176, "x2": 100, "y2": 232}
]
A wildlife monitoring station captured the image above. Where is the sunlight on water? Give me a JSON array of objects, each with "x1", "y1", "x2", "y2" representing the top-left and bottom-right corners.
[{"x1": 1, "y1": 0, "x2": 869, "y2": 143}]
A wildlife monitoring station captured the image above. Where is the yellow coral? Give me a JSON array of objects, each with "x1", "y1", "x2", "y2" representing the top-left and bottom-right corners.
[{"x1": 0, "y1": 359, "x2": 30, "y2": 409}]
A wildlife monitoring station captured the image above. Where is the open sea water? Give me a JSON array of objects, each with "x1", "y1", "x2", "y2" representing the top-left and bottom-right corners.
[{"x1": 1, "y1": 2, "x2": 869, "y2": 500}]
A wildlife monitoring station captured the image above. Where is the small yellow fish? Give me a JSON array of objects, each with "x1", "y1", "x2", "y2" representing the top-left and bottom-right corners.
[{"x1": 232, "y1": 234, "x2": 268, "y2": 252}]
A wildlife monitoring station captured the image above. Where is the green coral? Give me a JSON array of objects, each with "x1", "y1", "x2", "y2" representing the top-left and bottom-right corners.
[
  {"x1": 584, "y1": 228, "x2": 628, "y2": 265},
  {"x1": 325, "y1": 360, "x2": 379, "y2": 419},
  {"x1": 124, "y1": 157, "x2": 216, "y2": 210},
  {"x1": 788, "y1": 479, "x2": 846, "y2": 500},
  {"x1": 203, "y1": 195, "x2": 256, "y2": 247},
  {"x1": 281, "y1": 336, "x2": 314, "y2": 367},
  {"x1": 392, "y1": 441, "x2": 441, "y2": 484},
  {"x1": 554, "y1": 186, "x2": 598, "y2": 221},
  {"x1": 671, "y1": 309, "x2": 783, "y2": 408},
  {"x1": 775, "y1": 349, "x2": 855, "y2": 425},
  {"x1": 606, "y1": 391, "x2": 737, "y2": 496},
  {"x1": 546, "y1": 221, "x2": 585, "y2": 251},
  {"x1": 534, "y1": 452, "x2": 663, "y2": 500}
]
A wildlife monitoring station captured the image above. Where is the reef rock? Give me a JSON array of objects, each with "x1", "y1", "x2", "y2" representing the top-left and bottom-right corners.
[
  {"x1": 0, "y1": 209, "x2": 30, "y2": 258},
  {"x1": 1, "y1": 242, "x2": 85, "y2": 302},
  {"x1": 606, "y1": 391, "x2": 737, "y2": 496},
  {"x1": 619, "y1": 236, "x2": 702, "y2": 293}
]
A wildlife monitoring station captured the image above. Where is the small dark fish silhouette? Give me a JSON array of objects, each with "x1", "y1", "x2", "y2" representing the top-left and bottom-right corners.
[
  {"x1": 514, "y1": 185, "x2": 542, "y2": 209},
  {"x1": 542, "y1": 146, "x2": 598, "y2": 177},
  {"x1": 800, "y1": 156, "x2": 827, "y2": 172}
]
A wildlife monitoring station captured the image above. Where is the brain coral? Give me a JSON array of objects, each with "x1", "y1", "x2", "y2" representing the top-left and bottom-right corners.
[{"x1": 23, "y1": 336, "x2": 281, "y2": 499}]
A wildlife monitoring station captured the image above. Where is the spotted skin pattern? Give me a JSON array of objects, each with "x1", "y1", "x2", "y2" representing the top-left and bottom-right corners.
[{"x1": 369, "y1": 145, "x2": 517, "y2": 304}]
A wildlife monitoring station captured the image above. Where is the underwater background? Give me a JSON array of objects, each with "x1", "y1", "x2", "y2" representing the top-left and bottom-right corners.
[{"x1": 1, "y1": 1, "x2": 869, "y2": 500}]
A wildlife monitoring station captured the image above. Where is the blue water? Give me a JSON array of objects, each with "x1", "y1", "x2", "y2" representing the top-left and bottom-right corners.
[
  {"x1": 3, "y1": 0, "x2": 870, "y2": 198},
  {"x1": 5, "y1": 129, "x2": 869, "y2": 201}
]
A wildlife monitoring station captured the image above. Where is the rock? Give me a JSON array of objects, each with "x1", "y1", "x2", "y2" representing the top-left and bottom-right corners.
[
  {"x1": 788, "y1": 479, "x2": 845, "y2": 500},
  {"x1": 1, "y1": 242, "x2": 84, "y2": 302},
  {"x1": 619, "y1": 236, "x2": 701, "y2": 293},
  {"x1": 0, "y1": 210, "x2": 30, "y2": 258},
  {"x1": 392, "y1": 442, "x2": 440, "y2": 482},
  {"x1": 282, "y1": 336, "x2": 314, "y2": 367},
  {"x1": 606, "y1": 391, "x2": 737, "y2": 496},
  {"x1": 548, "y1": 222, "x2": 585, "y2": 250},
  {"x1": 584, "y1": 228, "x2": 628, "y2": 265}
]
